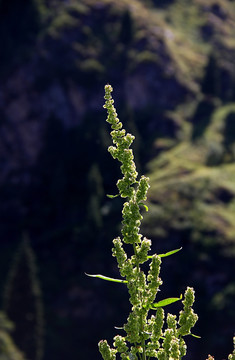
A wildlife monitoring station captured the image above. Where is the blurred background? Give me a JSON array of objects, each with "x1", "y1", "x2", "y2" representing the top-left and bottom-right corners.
[{"x1": 0, "y1": 0, "x2": 234, "y2": 359}]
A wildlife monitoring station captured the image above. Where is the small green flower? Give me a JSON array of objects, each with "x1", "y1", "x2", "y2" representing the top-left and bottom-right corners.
[
  {"x1": 178, "y1": 287, "x2": 198, "y2": 336},
  {"x1": 228, "y1": 337, "x2": 235, "y2": 360},
  {"x1": 152, "y1": 308, "x2": 164, "y2": 342},
  {"x1": 99, "y1": 340, "x2": 117, "y2": 360},
  {"x1": 113, "y1": 335, "x2": 128, "y2": 354},
  {"x1": 179, "y1": 338, "x2": 187, "y2": 358},
  {"x1": 170, "y1": 338, "x2": 180, "y2": 360},
  {"x1": 112, "y1": 237, "x2": 127, "y2": 271},
  {"x1": 124, "y1": 311, "x2": 141, "y2": 343},
  {"x1": 135, "y1": 238, "x2": 151, "y2": 264},
  {"x1": 136, "y1": 176, "x2": 150, "y2": 203}
]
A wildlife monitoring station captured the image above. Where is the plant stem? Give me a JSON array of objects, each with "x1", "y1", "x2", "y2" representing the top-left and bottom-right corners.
[{"x1": 133, "y1": 238, "x2": 147, "y2": 360}]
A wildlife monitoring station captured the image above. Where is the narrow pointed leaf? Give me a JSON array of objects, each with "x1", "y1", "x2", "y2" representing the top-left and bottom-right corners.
[
  {"x1": 107, "y1": 194, "x2": 119, "y2": 199},
  {"x1": 159, "y1": 247, "x2": 182, "y2": 258},
  {"x1": 151, "y1": 294, "x2": 182, "y2": 308},
  {"x1": 85, "y1": 273, "x2": 127, "y2": 283},
  {"x1": 190, "y1": 333, "x2": 201, "y2": 339},
  {"x1": 148, "y1": 247, "x2": 182, "y2": 259}
]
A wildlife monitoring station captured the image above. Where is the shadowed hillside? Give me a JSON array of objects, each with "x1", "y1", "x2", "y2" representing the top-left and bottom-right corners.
[{"x1": 0, "y1": 1, "x2": 235, "y2": 360}]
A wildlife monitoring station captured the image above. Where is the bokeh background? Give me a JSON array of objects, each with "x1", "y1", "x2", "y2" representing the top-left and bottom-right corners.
[{"x1": 0, "y1": 0, "x2": 234, "y2": 359}]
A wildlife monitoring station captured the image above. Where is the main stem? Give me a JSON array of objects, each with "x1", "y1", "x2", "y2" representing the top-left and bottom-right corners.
[{"x1": 133, "y1": 236, "x2": 146, "y2": 360}]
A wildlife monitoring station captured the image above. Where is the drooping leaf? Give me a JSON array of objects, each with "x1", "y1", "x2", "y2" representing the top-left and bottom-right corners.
[
  {"x1": 190, "y1": 333, "x2": 201, "y2": 339},
  {"x1": 148, "y1": 247, "x2": 182, "y2": 259},
  {"x1": 159, "y1": 247, "x2": 182, "y2": 258},
  {"x1": 85, "y1": 273, "x2": 127, "y2": 283},
  {"x1": 151, "y1": 294, "x2": 182, "y2": 308}
]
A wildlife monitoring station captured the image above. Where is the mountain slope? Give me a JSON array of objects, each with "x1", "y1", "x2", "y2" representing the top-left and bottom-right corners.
[{"x1": 0, "y1": 1, "x2": 235, "y2": 360}]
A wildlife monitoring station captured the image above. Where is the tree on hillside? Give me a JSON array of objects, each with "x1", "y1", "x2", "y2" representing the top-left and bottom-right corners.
[
  {"x1": 119, "y1": 10, "x2": 134, "y2": 46},
  {"x1": 201, "y1": 52, "x2": 220, "y2": 98},
  {"x1": 3, "y1": 237, "x2": 44, "y2": 360},
  {"x1": 0, "y1": 312, "x2": 25, "y2": 360}
]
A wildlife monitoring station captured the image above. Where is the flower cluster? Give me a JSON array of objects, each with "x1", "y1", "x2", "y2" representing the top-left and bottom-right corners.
[
  {"x1": 104, "y1": 85, "x2": 137, "y2": 199},
  {"x1": 98, "y1": 85, "x2": 198, "y2": 360}
]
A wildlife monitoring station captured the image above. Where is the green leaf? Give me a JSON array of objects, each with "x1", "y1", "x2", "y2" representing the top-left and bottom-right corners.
[
  {"x1": 148, "y1": 247, "x2": 182, "y2": 259},
  {"x1": 85, "y1": 273, "x2": 127, "y2": 284},
  {"x1": 139, "y1": 203, "x2": 149, "y2": 212},
  {"x1": 190, "y1": 333, "x2": 201, "y2": 339},
  {"x1": 151, "y1": 294, "x2": 183, "y2": 308},
  {"x1": 159, "y1": 247, "x2": 182, "y2": 257},
  {"x1": 107, "y1": 194, "x2": 119, "y2": 199}
]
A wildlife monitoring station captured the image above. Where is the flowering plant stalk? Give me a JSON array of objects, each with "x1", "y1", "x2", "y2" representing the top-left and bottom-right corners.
[
  {"x1": 87, "y1": 84, "x2": 198, "y2": 360},
  {"x1": 88, "y1": 85, "x2": 235, "y2": 360}
]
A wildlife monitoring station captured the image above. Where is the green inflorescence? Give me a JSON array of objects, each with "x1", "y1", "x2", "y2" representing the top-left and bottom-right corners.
[
  {"x1": 95, "y1": 84, "x2": 235, "y2": 360},
  {"x1": 97, "y1": 84, "x2": 199, "y2": 360}
]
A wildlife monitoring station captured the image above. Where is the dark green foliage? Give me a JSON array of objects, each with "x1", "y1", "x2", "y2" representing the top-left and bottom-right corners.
[
  {"x1": 33, "y1": 111, "x2": 109, "y2": 231},
  {"x1": 201, "y1": 50, "x2": 235, "y2": 102},
  {"x1": 223, "y1": 111, "x2": 235, "y2": 147},
  {"x1": 119, "y1": 10, "x2": 134, "y2": 46},
  {"x1": 206, "y1": 142, "x2": 224, "y2": 166},
  {"x1": 191, "y1": 99, "x2": 215, "y2": 140},
  {"x1": 201, "y1": 53, "x2": 220, "y2": 98},
  {"x1": 223, "y1": 111, "x2": 235, "y2": 161},
  {"x1": 3, "y1": 237, "x2": 44, "y2": 360}
]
